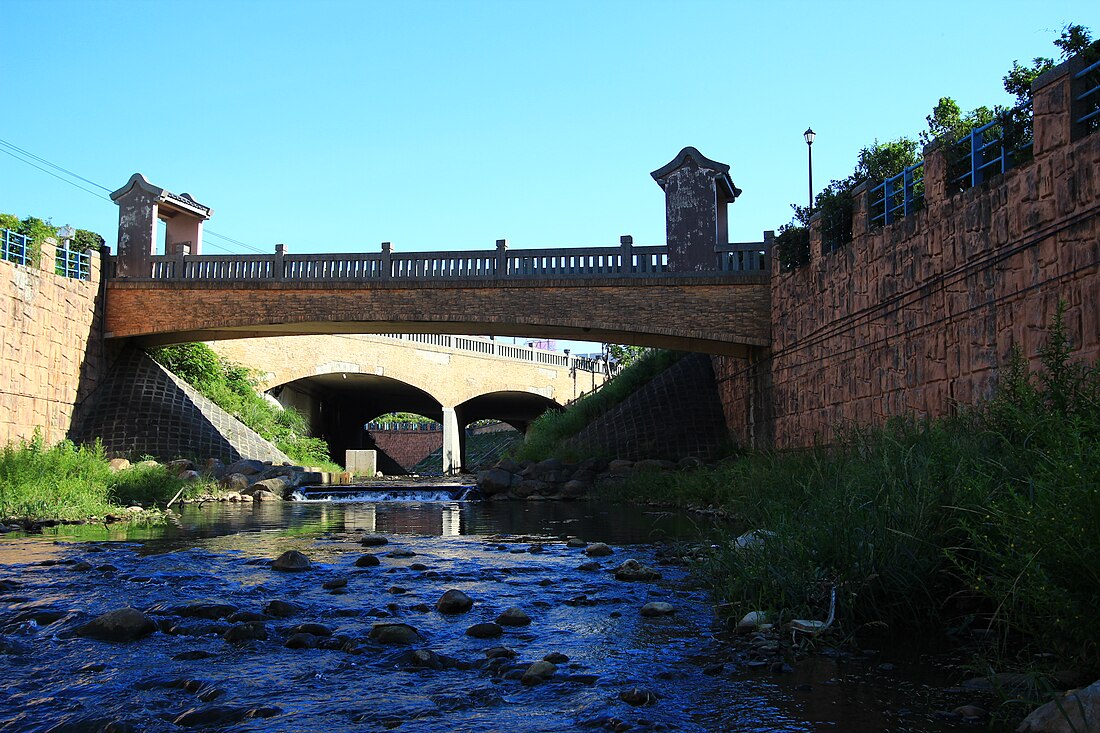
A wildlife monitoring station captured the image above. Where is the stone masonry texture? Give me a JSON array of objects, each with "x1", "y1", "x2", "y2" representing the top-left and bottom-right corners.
[
  {"x1": 0, "y1": 240, "x2": 105, "y2": 446},
  {"x1": 70, "y1": 345, "x2": 290, "y2": 464},
  {"x1": 713, "y1": 63, "x2": 1100, "y2": 449},
  {"x1": 566, "y1": 353, "x2": 730, "y2": 460}
]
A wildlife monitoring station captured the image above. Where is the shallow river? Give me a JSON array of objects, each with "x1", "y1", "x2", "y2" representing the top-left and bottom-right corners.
[{"x1": 0, "y1": 500, "x2": 982, "y2": 732}]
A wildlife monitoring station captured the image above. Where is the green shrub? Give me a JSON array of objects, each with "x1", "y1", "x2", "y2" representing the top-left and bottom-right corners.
[
  {"x1": 0, "y1": 433, "x2": 210, "y2": 519},
  {"x1": 148, "y1": 343, "x2": 340, "y2": 469},
  {"x1": 603, "y1": 307, "x2": 1100, "y2": 675}
]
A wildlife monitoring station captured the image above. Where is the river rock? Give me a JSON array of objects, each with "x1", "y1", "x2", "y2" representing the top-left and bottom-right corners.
[
  {"x1": 543, "y1": 652, "x2": 569, "y2": 664},
  {"x1": 285, "y1": 632, "x2": 319, "y2": 650},
  {"x1": 466, "y1": 623, "x2": 503, "y2": 639},
  {"x1": 226, "y1": 459, "x2": 266, "y2": 476},
  {"x1": 223, "y1": 622, "x2": 267, "y2": 643},
  {"x1": 496, "y1": 607, "x2": 531, "y2": 626},
  {"x1": 1017, "y1": 679, "x2": 1100, "y2": 732},
  {"x1": 620, "y1": 687, "x2": 659, "y2": 706},
  {"x1": 171, "y1": 601, "x2": 238, "y2": 619},
  {"x1": 290, "y1": 623, "x2": 332, "y2": 637},
  {"x1": 408, "y1": 648, "x2": 443, "y2": 670},
  {"x1": 359, "y1": 534, "x2": 388, "y2": 547},
  {"x1": 608, "y1": 459, "x2": 634, "y2": 476},
  {"x1": 264, "y1": 600, "x2": 300, "y2": 617},
  {"x1": 271, "y1": 551, "x2": 311, "y2": 572},
  {"x1": 355, "y1": 554, "x2": 380, "y2": 567},
  {"x1": 252, "y1": 489, "x2": 283, "y2": 502},
  {"x1": 521, "y1": 660, "x2": 557, "y2": 686},
  {"x1": 388, "y1": 548, "x2": 417, "y2": 558},
  {"x1": 436, "y1": 589, "x2": 474, "y2": 614},
  {"x1": 226, "y1": 611, "x2": 267, "y2": 623},
  {"x1": 369, "y1": 623, "x2": 421, "y2": 645},
  {"x1": 634, "y1": 459, "x2": 677, "y2": 472},
  {"x1": 107, "y1": 458, "x2": 131, "y2": 472},
  {"x1": 478, "y1": 469, "x2": 515, "y2": 496},
  {"x1": 75, "y1": 608, "x2": 157, "y2": 642},
  {"x1": 322, "y1": 578, "x2": 347, "y2": 590},
  {"x1": 640, "y1": 602, "x2": 676, "y2": 617},
  {"x1": 566, "y1": 538, "x2": 588, "y2": 548},
  {"x1": 585, "y1": 543, "x2": 613, "y2": 558},
  {"x1": 613, "y1": 559, "x2": 661, "y2": 581},
  {"x1": 220, "y1": 473, "x2": 250, "y2": 492},
  {"x1": 560, "y1": 480, "x2": 589, "y2": 499},
  {"x1": 172, "y1": 705, "x2": 280, "y2": 727},
  {"x1": 485, "y1": 646, "x2": 516, "y2": 659},
  {"x1": 735, "y1": 611, "x2": 769, "y2": 634}
]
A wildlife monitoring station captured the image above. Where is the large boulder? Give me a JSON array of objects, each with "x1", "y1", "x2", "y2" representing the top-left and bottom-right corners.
[
  {"x1": 613, "y1": 559, "x2": 661, "y2": 582},
  {"x1": 436, "y1": 589, "x2": 474, "y2": 614},
  {"x1": 75, "y1": 608, "x2": 157, "y2": 642},
  {"x1": 1017, "y1": 679, "x2": 1100, "y2": 732},
  {"x1": 478, "y1": 469, "x2": 515, "y2": 496},
  {"x1": 272, "y1": 551, "x2": 312, "y2": 572},
  {"x1": 369, "y1": 623, "x2": 421, "y2": 645},
  {"x1": 226, "y1": 459, "x2": 266, "y2": 476},
  {"x1": 247, "y1": 477, "x2": 290, "y2": 498}
]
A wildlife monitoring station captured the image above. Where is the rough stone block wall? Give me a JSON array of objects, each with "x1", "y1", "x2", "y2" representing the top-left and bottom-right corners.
[
  {"x1": 758, "y1": 66, "x2": 1100, "y2": 449},
  {"x1": 70, "y1": 346, "x2": 290, "y2": 464},
  {"x1": 566, "y1": 352, "x2": 730, "y2": 460},
  {"x1": 0, "y1": 240, "x2": 105, "y2": 446},
  {"x1": 367, "y1": 430, "x2": 442, "y2": 471}
]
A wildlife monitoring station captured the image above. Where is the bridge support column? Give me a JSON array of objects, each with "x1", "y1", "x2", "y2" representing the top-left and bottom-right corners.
[{"x1": 441, "y1": 407, "x2": 462, "y2": 475}]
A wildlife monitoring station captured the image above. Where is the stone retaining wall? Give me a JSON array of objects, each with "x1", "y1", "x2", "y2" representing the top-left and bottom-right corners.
[
  {"x1": 0, "y1": 240, "x2": 105, "y2": 445},
  {"x1": 718, "y1": 59, "x2": 1100, "y2": 449}
]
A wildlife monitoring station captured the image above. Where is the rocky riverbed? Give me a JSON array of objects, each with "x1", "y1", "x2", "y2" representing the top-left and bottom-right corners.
[{"x1": 0, "y1": 501, "x2": 1013, "y2": 732}]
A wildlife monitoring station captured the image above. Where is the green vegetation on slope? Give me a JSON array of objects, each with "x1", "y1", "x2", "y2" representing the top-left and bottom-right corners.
[
  {"x1": 148, "y1": 343, "x2": 340, "y2": 470},
  {"x1": 0, "y1": 434, "x2": 210, "y2": 520},
  {"x1": 512, "y1": 349, "x2": 684, "y2": 463},
  {"x1": 600, "y1": 308, "x2": 1100, "y2": 675}
]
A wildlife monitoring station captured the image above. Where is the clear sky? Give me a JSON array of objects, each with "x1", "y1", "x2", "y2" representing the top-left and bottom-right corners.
[{"x1": 2, "y1": 0, "x2": 1096, "y2": 350}]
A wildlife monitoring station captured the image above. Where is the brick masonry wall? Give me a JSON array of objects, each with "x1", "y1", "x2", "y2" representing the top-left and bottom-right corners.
[
  {"x1": 0, "y1": 240, "x2": 105, "y2": 445},
  {"x1": 733, "y1": 64, "x2": 1100, "y2": 449},
  {"x1": 368, "y1": 430, "x2": 442, "y2": 471},
  {"x1": 104, "y1": 275, "x2": 770, "y2": 357}
]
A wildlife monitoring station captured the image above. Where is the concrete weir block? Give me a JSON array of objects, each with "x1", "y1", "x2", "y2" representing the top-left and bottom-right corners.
[{"x1": 346, "y1": 450, "x2": 378, "y2": 478}]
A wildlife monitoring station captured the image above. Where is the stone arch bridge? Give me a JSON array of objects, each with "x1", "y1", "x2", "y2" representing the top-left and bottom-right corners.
[{"x1": 209, "y1": 332, "x2": 607, "y2": 472}]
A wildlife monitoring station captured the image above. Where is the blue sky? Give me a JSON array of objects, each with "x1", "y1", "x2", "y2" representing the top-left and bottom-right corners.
[{"x1": 2, "y1": 1, "x2": 1096, "y2": 318}]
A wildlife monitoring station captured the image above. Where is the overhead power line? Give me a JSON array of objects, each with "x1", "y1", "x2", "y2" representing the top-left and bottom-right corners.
[{"x1": 0, "y1": 137, "x2": 267, "y2": 254}]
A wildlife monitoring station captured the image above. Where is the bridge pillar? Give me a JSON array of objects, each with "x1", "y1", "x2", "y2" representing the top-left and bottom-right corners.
[
  {"x1": 441, "y1": 406, "x2": 462, "y2": 475},
  {"x1": 109, "y1": 174, "x2": 212, "y2": 277},
  {"x1": 651, "y1": 147, "x2": 741, "y2": 272}
]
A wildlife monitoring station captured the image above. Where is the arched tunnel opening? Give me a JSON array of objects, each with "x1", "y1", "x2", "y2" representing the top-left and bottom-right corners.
[
  {"x1": 269, "y1": 372, "x2": 443, "y2": 473},
  {"x1": 268, "y1": 375, "x2": 562, "y2": 475},
  {"x1": 454, "y1": 390, "x2": 563, "y2": 472}
]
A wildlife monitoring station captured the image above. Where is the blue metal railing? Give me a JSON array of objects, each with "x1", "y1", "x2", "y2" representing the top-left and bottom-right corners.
[
  {"x1": 56, "y1": 246, "x2": 91, "y2": 280},
  {"x1": 1, "y1": 229, "x2": 31, "y2": 266},
  {"x1": 1074, "y1": 57, "x2": 1100, "y2": 134},
  {"x1": 949, "y1": 103, "x2": 1033, "y2": 192},
  {"x1": 869, "y1": 161, "x2": 925, "y2": 227}
]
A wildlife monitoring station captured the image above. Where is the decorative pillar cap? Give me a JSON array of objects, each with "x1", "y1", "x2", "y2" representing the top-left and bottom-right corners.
[
  {"x1": 650, "y1": 147, "x2": 741, "y2": 201},
  {"x1": 109, "y1": 173, "x2": 213, "y2": 220}
]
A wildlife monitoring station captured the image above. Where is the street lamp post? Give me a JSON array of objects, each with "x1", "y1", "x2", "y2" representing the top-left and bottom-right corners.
[{"x1": 803, "y1": 128, "x2": 816, "y2": 213}]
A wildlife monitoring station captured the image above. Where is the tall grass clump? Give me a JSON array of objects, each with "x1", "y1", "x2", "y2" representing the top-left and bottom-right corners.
[
  {"x1": 513, "y1": 349, "x2": 684, "y2": 462},
  {"x1": 149, "y1": 344, "x2": 339, "y2": 469},
  {"x1": 0, "y1": 434, "x2": 209, "y2": 519},
  {"x1": 604, "y1": 306, "x2": 1100, "y2": 673}
]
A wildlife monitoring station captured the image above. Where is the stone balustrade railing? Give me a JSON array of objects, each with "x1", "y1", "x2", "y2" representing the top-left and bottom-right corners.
[{"x1": 110, "y1": 239, "x2": 769, "y2": 282}]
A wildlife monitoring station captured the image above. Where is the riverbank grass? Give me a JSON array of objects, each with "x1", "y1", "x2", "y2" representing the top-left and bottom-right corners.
[
  {"x1": 601, "y1": 310, "x2": 1100, "y2": 675},
  {"x1": 0, "y1": 435, "x2": 211, "y2": 520}
]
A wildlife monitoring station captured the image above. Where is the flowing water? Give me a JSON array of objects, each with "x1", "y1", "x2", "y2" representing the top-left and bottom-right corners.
[{"x1": 0, "y1": 500, "x2": 987, "y2": 732}]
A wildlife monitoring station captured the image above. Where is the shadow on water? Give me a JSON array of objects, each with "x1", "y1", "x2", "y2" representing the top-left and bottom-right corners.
[{"x1": 0, "y1": 501, "x2": 995, "y2": 732}]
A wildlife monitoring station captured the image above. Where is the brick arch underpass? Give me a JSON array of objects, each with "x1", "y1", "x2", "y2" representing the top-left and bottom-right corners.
[{"x1": 208, "y1": 334, "x2": 587, "y2": 473}]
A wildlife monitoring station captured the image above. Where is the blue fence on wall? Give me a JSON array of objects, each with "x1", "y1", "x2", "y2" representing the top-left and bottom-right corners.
[{"x1": 1, "y1": 230, "x2": 30, "y2": 267}]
